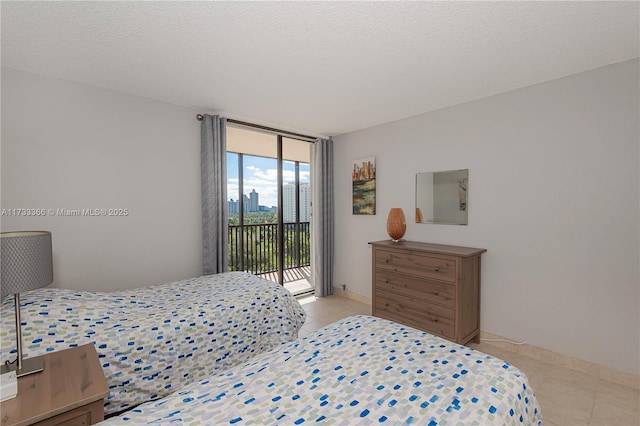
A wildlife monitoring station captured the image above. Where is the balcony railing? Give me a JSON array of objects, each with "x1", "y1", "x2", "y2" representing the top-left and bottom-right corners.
[{"x1": 228, "y1": 222, "x2": 310, "y2": 275}]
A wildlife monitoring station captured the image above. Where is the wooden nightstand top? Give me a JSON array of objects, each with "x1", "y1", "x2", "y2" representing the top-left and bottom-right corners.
[{"x1": 0, "y1": 344, "x2": 109, "y2": 426}]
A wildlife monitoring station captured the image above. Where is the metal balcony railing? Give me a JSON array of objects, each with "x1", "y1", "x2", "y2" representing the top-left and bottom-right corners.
[{"x1": 228, "y1": 222, "x2": 310, "y2": 275}]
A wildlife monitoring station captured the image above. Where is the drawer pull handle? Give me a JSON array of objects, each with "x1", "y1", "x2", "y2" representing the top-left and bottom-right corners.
[
  {"x1": 433, "y1": 317, "x2": 439, "y2": 323},
  {"x1": 434, "y1": 291, "x2": 439, "y2": 296},
  {"x1": 384, "y1": 280, "x2": 389, "y2": 284},
  {"x1": 385, "y1": 303, "x2": 389, "y2": 307},
  {"x1": 385, "y1": 259, "x2": 390, "y2": 263},
  {"x1": 434, "y1": 266, "x2": 440, "y2": 272}
]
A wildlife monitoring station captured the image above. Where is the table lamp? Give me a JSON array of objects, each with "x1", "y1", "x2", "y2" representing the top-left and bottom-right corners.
[{"x1": 1, "y1": 231, "x2": 53, "y2": 377}]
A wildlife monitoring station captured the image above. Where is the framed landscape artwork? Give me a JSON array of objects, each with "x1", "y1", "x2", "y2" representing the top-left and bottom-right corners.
[{"x1": 352, "y1": 157, "x2": 376, "y2": 215}]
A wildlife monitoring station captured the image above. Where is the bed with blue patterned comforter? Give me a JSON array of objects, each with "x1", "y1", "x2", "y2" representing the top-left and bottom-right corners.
[
  {"x1": 0, "y1": 272, "x2": 306, "y2": 415},
  {"x1": 102, "y1": 315, "x2": 542, "y2": 425}
]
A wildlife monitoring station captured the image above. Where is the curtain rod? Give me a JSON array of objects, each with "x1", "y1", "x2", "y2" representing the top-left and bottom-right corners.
[{"x1": 196, "y1": 114, "x2": 316, "y2": 142}]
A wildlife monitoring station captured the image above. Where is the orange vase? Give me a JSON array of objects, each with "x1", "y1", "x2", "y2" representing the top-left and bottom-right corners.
[{"x1": 386, "y1": 208, "x2": 406, "y2": 242}]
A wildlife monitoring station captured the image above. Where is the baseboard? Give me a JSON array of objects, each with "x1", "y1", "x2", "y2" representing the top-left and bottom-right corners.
[
  {"x1": 479, "y1": 331, "x2": 640, "y2": 391},
  {"x1": 331, "y1": 286, "x2": 372, "y2": 306}
]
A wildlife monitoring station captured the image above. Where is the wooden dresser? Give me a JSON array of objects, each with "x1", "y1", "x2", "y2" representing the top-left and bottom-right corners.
[{"x1": 370, "y1": 240, "x2": 486, "y2": 345}]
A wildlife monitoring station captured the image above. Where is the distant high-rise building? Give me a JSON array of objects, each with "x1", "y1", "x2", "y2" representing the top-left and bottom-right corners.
[
  {"x1": 283, "y1": 182, "x2": 311, "y2": 222},
  {"x1": 282, "y1": 183, "x2": 296, "y2": 222},
  {"x1": 299, "y1": 183, "x2": 311, "y2": 222},
  {"x1": 228, "y1": 198, "x2": 239, "y2": 214},
  {"x1": 230, "y1": 189, "x2": 260, "y2": 213},
  {"x1": 249, "y1": 189, "x2": 259, "y2": 212},
  {"x1": 243, "y1": 194, "x2": 250, "y2": 212}
]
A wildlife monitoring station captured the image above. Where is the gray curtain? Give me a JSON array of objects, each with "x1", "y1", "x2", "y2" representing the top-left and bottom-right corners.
[
  {"x1": 201, "y1": 114, "x2": 228, "y2": 275},
  {"x1": 311, "y1": 138, "x2": 334, "y2": 297}
]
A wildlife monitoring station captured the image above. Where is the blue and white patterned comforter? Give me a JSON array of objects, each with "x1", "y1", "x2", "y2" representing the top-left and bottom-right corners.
[
  {"x1": 102, "y1": 315, "x2": 542, "y2": 425},
  {"x1": 0, "y1": 272, "x2": 306, "y2": 415}
]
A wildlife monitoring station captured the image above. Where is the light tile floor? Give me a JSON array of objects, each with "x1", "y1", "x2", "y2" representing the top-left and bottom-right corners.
[{"x1": 298, "y1": 295, "x2": 640, "y2": 426}]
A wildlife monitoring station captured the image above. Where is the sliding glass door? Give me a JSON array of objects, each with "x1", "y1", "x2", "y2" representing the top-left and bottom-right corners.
[{"x1": 226, "y1": 126, "x2": 312, "y2": 295}]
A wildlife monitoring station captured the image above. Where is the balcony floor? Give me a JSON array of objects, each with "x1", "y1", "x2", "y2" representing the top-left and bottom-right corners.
[{"x1": 258, "y1": 265, "x2": 313, "y2": 295}]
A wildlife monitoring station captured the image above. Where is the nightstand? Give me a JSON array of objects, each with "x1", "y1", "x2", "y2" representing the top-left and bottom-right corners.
[{"x1": 0, "y1": 344, "x2": 109, "y2": 426}]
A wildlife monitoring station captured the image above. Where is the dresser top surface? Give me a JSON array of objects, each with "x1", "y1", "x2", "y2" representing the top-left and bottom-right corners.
[
  {"x1": 0, "y1": 344, "x2": 108, "y2": 426},
  {"x1": 369, "y1": 240, "x2": 487, "y2": 257}
]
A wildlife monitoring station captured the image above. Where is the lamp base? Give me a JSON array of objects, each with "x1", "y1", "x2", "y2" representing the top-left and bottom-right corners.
[{"x1": 1, "y1": 355, "x2": 45, "y2": 378}]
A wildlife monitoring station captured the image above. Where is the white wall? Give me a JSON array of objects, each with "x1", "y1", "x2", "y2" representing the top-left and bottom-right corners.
[
  {"x1": 3, "y1": 61, "x2": 638, "y2": 375},
  {"x1": 1, "y1": 68, "x2": 203, "y2": 291},
  {"x1": 333, "y1": 59, "x2": 639, "y2": 375}
]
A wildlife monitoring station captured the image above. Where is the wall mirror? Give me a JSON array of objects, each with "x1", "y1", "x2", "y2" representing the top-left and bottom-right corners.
[{"x1": 415, "y1": 169, "x2": 468, "y2": 225}]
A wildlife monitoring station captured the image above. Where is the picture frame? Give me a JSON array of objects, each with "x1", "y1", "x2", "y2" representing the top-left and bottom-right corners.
[{"x1": 352, "y1": 156, "x2": 376, "y2": 215}]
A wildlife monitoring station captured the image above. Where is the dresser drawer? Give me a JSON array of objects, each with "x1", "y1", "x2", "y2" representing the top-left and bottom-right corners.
[
  {"x1": 375, "y1": 249, "x2": 456, "y2": 283},
  {"x1": 375, "y1": 290, "x2": 455, "y2": 339},
  {"x1": 375, "y1": 270, "x2": 455, "y2": 308}
]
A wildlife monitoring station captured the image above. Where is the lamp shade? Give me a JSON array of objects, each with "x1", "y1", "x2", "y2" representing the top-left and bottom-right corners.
[
  {"x1": 386, "y1": 208, "x2": 406, "y2": 242},
  {"x1": 1, "y1": 231, "x2": 53, "y2": 299}
]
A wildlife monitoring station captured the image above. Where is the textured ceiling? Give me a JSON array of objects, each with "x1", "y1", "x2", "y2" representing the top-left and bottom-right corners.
[{"x1": 1, "y1": 1, "x2": 638, "y2": 137}]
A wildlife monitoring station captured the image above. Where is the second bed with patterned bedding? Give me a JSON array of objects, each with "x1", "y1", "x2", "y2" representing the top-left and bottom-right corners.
[
  {"x1": 0, "y1": 272, "x2": 306, "y2": 415},
  {"x1": 103, "y1": 315, "x2": 542, "y2": 425}
]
